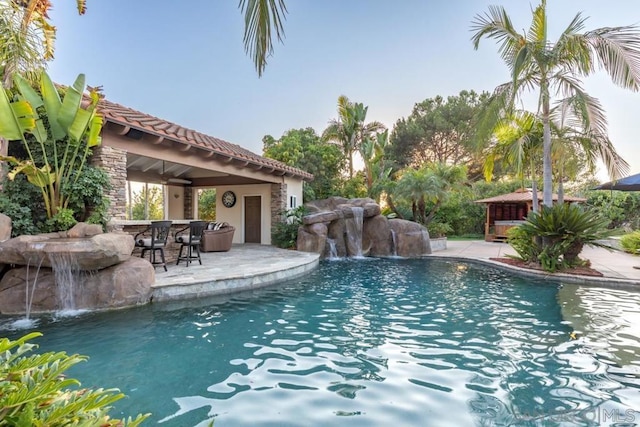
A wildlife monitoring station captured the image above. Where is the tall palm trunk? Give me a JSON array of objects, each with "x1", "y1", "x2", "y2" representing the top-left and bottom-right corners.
[
  {"x1": 541, "y1": 80, "x2": 553, "y2": 207},
  {"x1": 531, "y1": 180, "x2": 539, "y2": 214},
  {"x1": 529, "y1": 157, "x2": 538, "y2": 213}
]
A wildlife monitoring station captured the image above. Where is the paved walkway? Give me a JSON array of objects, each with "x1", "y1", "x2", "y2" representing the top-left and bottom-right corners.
[{"x1": 430, "y1": 240, "x2": 640, "y2": 286}]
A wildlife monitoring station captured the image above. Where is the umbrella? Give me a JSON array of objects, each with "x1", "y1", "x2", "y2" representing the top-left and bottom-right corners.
[{"x1": 593, "y1": 172, "x2": 640, "y2": 191}]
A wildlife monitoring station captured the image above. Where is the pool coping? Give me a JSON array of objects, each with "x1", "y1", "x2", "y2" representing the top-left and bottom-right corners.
[
  {"x1": 150, "y1": 246, "x2": 320, "y2": 301},
  {"x1": 428, "y1": 255, "x2": 640, "y2": 290}
]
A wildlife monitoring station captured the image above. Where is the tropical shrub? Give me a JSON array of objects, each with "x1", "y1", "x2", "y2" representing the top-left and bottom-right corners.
[
  {"x1": 508, "y1": 203, "x2": 614, "y2": 272},
  {"x1": 427, "y1": 221, "x2": 453, "y2": 238},
  {"x1": 621, "y1": 231, "x2": 640, "y2": 255},
  {"x1": 0, "y1": 332, "x2": 149, "y2": 426},
  {"x1": 64, "y1": 165, "x2": 111, "y2": 226},
  {"x1": 1, "y1": 145, "x2": 110, "y2": 234},
  {"x1": 271, "y1": 206, "x2": 307, "y2": 249},
  {"x1": 0, "y1": 71, "x2": 103, "y2": 220},
  {"x1": 506, "y1": 225, "x2": 540, "y2": 265},
  {"x1": 339, "y1": 174, "x2": 368, "y2": 199},
  {"x1": 44, "y1": 207, "x2": 77, "y2": 232},
  {"x1": 0, "y1": 174, "x2": 42, "y2": 236},
  {"x1": 586, "y1": 190, "x2": 640, "y2": 230}
]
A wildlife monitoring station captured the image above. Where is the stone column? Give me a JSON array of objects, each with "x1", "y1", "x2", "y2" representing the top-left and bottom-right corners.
[
  {"x1": 184, "y1": 186, "x2": 194, "y2": 219},
  {"x1": 270, "y1": 182, "x2": 287, "y2": 233},
  {"x1": 91, "y1": 146, "x2": 127, "y2": 224}
]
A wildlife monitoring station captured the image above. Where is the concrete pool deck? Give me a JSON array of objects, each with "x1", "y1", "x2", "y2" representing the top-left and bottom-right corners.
[
  {"x1": 430, "y1": 240, "x2": 640, "y2": 287},
  {"x1": 150, "y1": 240, "x2": 640, "y2": 301},
  {"x1": 151, "y1": 244, "x2": 320, "y2": 301}
]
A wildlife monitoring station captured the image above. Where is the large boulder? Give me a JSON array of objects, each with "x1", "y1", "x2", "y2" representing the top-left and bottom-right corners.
[
  {"x1": 297, "y1": 223, "x2": 328, "y2": 254},
  {"x1": 0, "y1": 232, "x2": 134, "y2": 270},
  {"x1": 0, "y1": 257, "x2": 154, "y2": 315},
  {"x1": 0, "y1": 213, "x2": 11, "y2": 242},
  {"x1": 389, "y1": 219, "x2": 432, "y2": 257},
  {"x1": 327, "y1": 219, "x2": 348, "y2": 258},
  {"x1": 364, "y1": 215, "x2": 393, "y2": 257},
  {"x1": 298, "y1": 197, "x2": 432, "y2": 259},
  {"x1": 306, "y1": 197, "x2": 377, "y2": 214}
]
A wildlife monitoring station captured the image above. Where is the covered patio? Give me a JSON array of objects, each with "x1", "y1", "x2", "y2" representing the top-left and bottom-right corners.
[{"x1": 90, "y1": 98, "x2": 312, "y2": 246}]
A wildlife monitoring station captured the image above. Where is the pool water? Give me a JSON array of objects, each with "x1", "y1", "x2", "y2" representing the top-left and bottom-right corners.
[{"x1": 3, "y1": 258, "x2": 640, "y2": 426}]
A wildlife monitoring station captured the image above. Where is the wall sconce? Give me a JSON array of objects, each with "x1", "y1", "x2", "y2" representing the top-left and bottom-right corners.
[{"x1": 173, "y1": 193, "x2": 180, "y2": 199}]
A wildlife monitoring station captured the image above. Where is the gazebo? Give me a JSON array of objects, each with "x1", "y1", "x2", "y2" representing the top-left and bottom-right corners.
[{"x1": 475, "y1": 188, "x2": 586, "y2": 242}]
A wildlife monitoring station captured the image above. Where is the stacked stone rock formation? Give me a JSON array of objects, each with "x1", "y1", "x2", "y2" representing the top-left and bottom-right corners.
[
  {"x1": 0, "y1": 222, "x2": 154, "y2": 315},
  {"x1": 297, "y1": 197, "x2": 432, "y2": 258}
]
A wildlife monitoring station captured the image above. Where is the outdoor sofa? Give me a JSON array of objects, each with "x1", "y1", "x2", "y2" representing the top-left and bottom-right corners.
[{"x1": 201, "y1": 222, "x2": 235, "y2": 252}]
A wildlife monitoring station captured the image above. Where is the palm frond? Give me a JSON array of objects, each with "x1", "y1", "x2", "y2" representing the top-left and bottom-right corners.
[
  {"x1": 239, "y1": 0, "x2": 287, "y2": 77},
  {"x1": 554, "y1": 28, "x2": 593, "y2": 76},
  {"x1": 471, "y1": 5, "x2": 523, "y2": 69},
  {"x1": 579, "y1": 131, "x2": 630, "y2": 180},
  {"x1": 527, "y1": 1, "x2": 547, "y2": 45},
  {"x1": 336, "y1": 94, "x2": 351, "y2": 120},
  {"x1": 584, "y1": 25, "x2": 640, "y2": 90},
  {"x1": 76, "y1": 0, "x2": 86, "y2": 15},
  {"x1": 562, "y1": 89, "x2": 609, "y2": 137}
]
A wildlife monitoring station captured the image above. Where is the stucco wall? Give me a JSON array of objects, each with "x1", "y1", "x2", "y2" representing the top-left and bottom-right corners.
[
  {"x1": 167, "y1": 185, "x2": 185, "y2": 219},
  {"x1": 216, "y1": 184, "x2": 272, "y2": 244},
  {"x1": 284, "y1": 177, "x2": 303, "y2": 209}
]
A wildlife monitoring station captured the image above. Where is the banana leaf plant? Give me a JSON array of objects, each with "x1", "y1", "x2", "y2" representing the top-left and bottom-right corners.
[{"x1": 0, "y1": 71, "x2": 103, "y2": 218}]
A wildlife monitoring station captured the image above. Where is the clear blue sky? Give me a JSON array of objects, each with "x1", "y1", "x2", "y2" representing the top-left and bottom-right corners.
[{"x1": 49, "y1": 1, "x2": 640, "y2": 181}]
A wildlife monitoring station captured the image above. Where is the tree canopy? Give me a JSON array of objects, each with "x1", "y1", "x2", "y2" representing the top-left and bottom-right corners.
[
  {"x1": 263, "y1": 127, "x2": 344, "y2": 201},
  {"x1": 388, "y1": 90, "x2": 490, "y2": 179}
]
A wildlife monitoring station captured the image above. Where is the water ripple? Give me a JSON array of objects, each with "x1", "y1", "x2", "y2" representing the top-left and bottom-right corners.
[{"x1": 3, "y1": 258, "x2": 640, "y2": 426}]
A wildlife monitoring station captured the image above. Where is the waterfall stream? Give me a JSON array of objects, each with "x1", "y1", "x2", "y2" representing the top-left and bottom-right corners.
[
  {"x1": 390, "y1": 229, "x2": 398, "y2": 257},
  {"x1": 327, "y1": 238, "x2": 339, "y2": 260},
  {"x1": 48, "y1": 251, "x2": 83, "y2": 313},
  {"x1": 345, "y1": 207, "x2": 364, "y2": 258}
]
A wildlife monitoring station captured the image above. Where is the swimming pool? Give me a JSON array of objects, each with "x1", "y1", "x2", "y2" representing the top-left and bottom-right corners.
[{"x1": 2, "y1": 258, "x2": 640, "y2": 426}]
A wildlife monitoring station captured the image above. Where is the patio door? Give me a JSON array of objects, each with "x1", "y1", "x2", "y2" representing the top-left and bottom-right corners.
[{"x1": 244, "y1": 196, "x2": 261, "y2": 243}]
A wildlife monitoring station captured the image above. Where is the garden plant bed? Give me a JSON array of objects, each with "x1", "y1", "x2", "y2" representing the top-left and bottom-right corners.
[{"x1": 490, "y1": 257, "x2": 604, "y2": 277}]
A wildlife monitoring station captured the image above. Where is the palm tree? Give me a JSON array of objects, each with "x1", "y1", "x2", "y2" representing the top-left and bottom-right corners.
[
  {"x1": 0, "y1": 0, "x2": 87, "y2": 86},
  {"x1": 483, "y1": 110, "x2": 544, "y2": 212},
  {"x1": 322, "y1": 95, "x2": 385, "y2": 178},
  {"x1": 550, "y1": 98, "x2": 629, "y2": 202},
  {"x1": 472, "y1": 0, "x2": 640, "y2": 207},
  {"x1": 360, "y1": 129, "x2": 392, "y2": 199},
  {"x1": 394, "y1": 163, "x2": 467, "y2": 225}
]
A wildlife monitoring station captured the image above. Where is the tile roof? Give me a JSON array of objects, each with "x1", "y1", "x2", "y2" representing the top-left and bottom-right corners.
[
  {"x1": 475, "y1": 188, "x2": 586, "y2": 203},
  {"x1": 97, "y1": 98, "x2": 313, "y2": 181}
]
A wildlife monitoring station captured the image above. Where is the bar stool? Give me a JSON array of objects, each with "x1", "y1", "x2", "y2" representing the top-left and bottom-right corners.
[{"x1": 175, "y1": 221, "x2": 208, "y2": 266}]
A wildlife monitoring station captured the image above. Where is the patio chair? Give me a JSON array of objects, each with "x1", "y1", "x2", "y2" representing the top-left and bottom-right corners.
[
  {"x1": 175, "y1": 220, "x2": 208, "y2": 266},
  {"x1": 134, "y1": 220, "x2": 173, "y2": 272},
  {"x1": 201, "y1": 222, "x2": 235, "y2": 252}
]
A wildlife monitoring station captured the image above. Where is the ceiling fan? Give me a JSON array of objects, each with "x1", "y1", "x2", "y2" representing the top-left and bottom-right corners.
[{"x1": 160, "y1": 161, "x2": 192, "y2": 185}]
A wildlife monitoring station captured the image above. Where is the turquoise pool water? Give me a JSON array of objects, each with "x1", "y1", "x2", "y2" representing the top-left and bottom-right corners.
[{"x1": 3, "y1": 258, "x2": 640, "y2": 426}]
